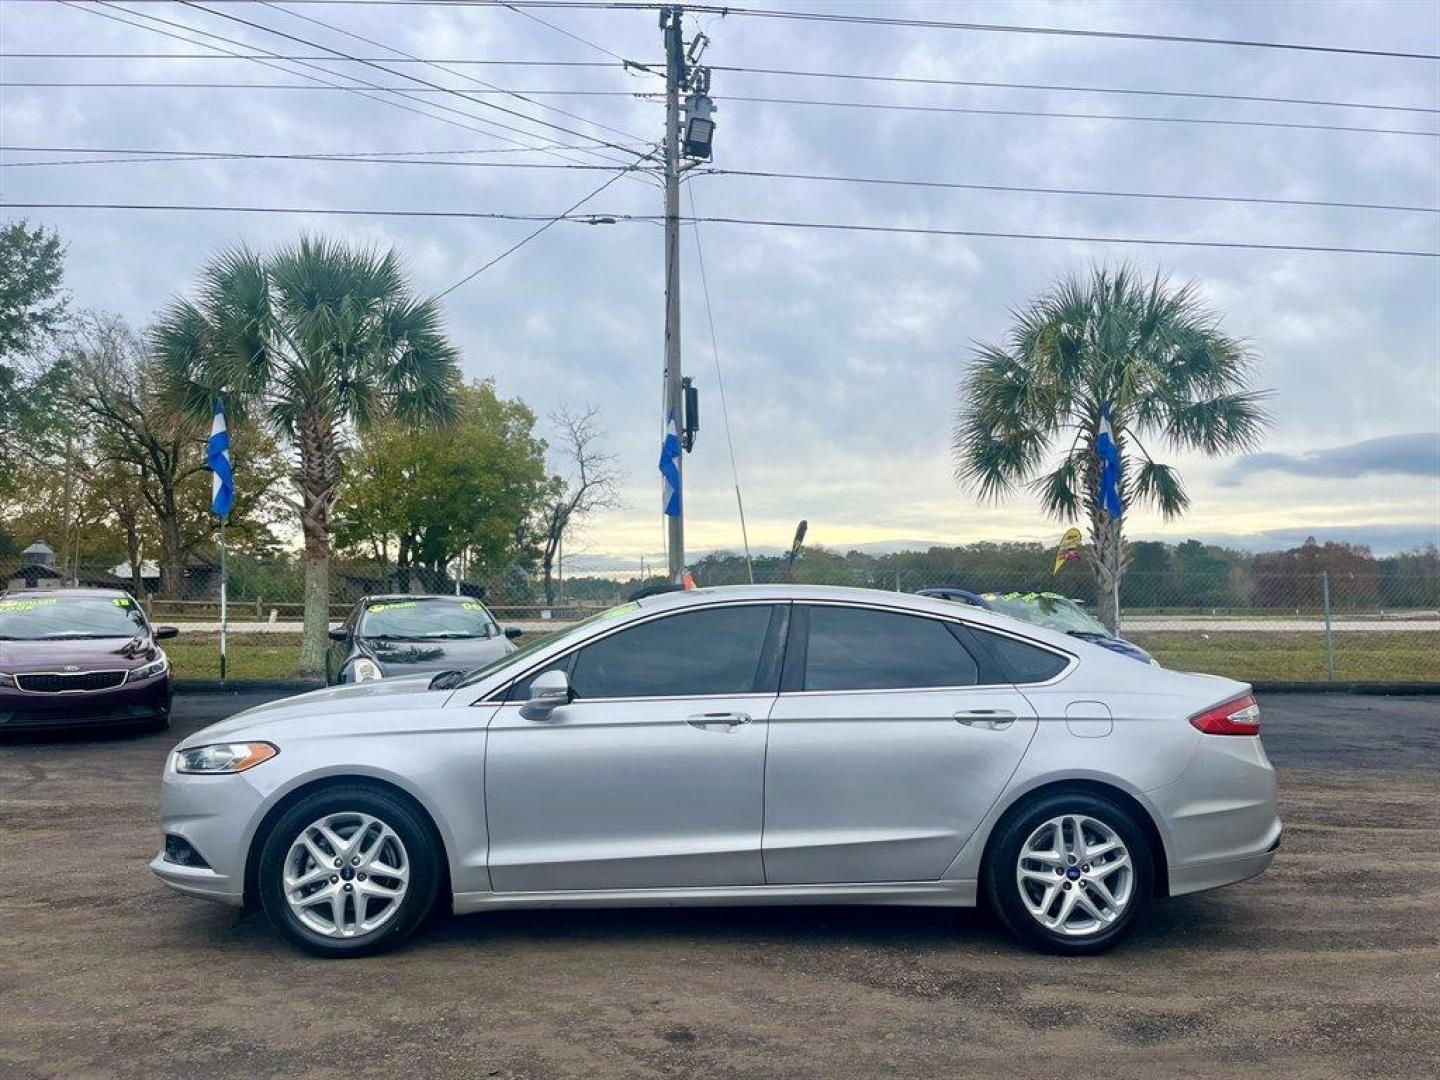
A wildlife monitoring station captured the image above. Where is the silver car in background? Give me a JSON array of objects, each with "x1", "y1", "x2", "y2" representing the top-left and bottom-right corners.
[{"x1": 152, "y1": 585, "x2": 1280, "y2": 958}]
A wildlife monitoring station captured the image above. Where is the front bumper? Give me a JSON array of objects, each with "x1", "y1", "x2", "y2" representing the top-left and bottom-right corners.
[
  {"x1": 0, "y1": 674, "x2": 171, "y2": 729},
  {"x1": 149, "y1": 763, "x2": 265, "y2": 908}
]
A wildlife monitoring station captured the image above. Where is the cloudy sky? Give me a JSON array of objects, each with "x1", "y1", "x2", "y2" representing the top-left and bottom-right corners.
[{"x1": 3, "y1": 0, "x2": 1438, "y2": 566}]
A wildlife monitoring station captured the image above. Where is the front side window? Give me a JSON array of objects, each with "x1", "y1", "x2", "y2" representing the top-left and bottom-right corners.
[
  {"x1": 970, "y1": 628, "x2": 1071, "y2": 683},
  {"x1": 0, "y1": 594, "x2": 148, "y2": 640},
  {"x1": 567, "y1": 605, "x2": 775, "y2": 699},
  {"x1": 802, "y1": 606, "x2": 978, "y2": 691}
]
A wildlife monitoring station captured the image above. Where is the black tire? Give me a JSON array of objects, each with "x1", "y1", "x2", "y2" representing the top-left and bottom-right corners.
[
  {"x1": 257, "y1": 783, "x2": 442, "y2": 959},
  {"x1": 984, "y1": 790, "x2": 1154, "y2": 956}
]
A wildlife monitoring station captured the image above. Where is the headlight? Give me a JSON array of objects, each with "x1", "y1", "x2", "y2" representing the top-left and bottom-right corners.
[
  {"x1": 130, "y1": 652, "x2": 169, "y2": 681},
  {"x1": 351, "y1": 658, "x2": 383, "y2": 683},
  {"x1": 173, "y1": 742, "x2": 278, "y2": 774}
]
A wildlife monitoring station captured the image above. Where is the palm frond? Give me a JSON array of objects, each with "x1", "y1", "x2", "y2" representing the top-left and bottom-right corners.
[{"x1": 1132, "y1": 459, "x2": 1190, "y2": 521}]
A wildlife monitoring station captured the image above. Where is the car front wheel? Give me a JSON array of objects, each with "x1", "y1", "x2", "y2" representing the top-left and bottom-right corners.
[
  {"x1": 257, "y1": 784, "x2": 441, "y2": 958},
  {"x1": 985, "y1": 791, "x2": 1154, "y2": 955}
]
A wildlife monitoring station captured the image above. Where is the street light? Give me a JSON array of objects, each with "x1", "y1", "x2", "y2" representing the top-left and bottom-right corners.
[{"x1": 683, "y1": 92, "x2": 715, "y2": 160}]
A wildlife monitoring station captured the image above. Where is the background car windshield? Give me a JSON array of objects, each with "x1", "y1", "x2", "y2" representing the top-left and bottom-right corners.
[
  {"x1": 360, "y1": 599, "x2": 499, "y2": 639},
  {"x1": 0, "y1": 595, "x2": 148, "y2": 639},
  {"x1": 982, "y1": 593, "x2": 1109, "y2": 636}
]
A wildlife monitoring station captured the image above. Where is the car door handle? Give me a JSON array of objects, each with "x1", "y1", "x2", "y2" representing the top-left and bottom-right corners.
[
  {"x1": 687, "y1": 712, "x2": 752, "y2": 730},
  {"x1": 954, "y1": 709, "x2": 1017, "y2": 731}
]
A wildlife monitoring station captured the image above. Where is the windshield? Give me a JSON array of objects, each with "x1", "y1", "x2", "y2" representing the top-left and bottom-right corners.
[
  {"x1": 0, "y1": 594, "x2": 148, "y2": 640},
  {"x1": 360, "y1": 598, "x2": 501, "y2": 639},
  {"x1": 981, "y1": 592, "x2": 1109, "y2": 636},
  {"x1": 454, "y1": 601, "x2": 639, "y2": 688}
]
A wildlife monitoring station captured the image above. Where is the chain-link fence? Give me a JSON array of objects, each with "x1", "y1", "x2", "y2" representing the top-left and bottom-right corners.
[{"x1": 4, "y1": 553, "x2": 1436, "y2": 685}]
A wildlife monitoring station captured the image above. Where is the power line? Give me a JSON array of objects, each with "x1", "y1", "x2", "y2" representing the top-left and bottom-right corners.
[
  {"x1": 676, "y1": 93, "x2": 1440, "y2": 139},
  {"x1": 50, "y1": 3, "x2": 1436, "y2": 61},
  {"x1": 256, "y1": 0, "x2": 648, "y2": 146},
  {"x1": 1, "y1": 80, "x2": 651, "y2": 96},
  {"x1": 63, "y1": 1, "x2": 627, "y2": 164},
  {"x1": 0, "y1": 144, "x2": 657, "y2": 168},
  {"x1": 178, "y1": 0, "x2": 653, "y2": 161},
  {"x1": 435, "y1": 159, "x2": 645, "y2": 297},
  {"x1": 501, "y1": 1, "x2": 629, "y2": 64},
  {"x1": 693, "y1": 168, "x2": 1439, "y2": 216},
  {"x1": 686, "y1": 183, "x2": 753, "y2": 580},
  {"x1": 0, "y1": 51, "x2": 638, "y2": 66},
  {"x1": 8, "y1": 142, "x2": 1429, "y2": 216},
  {"x1": 5, "y1": 200, "x2": 1435, "y2": 257},
  {"x1": 709, "y1": 64, "x2": 1440, "y2": 118}
]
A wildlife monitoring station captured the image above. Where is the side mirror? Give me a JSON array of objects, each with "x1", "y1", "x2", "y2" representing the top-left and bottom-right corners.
[
  {"x1": 520, "y1": 669, "x2": 571, "y2": 722},
  {"x1": 328, "y1": 627, "x2": 348, "y2": 642},
  {"x1": 504, "y1": 626, "x2": 523, "y2": 640},
  {"x1": 154, "y1": 625, "x2": 179, "y2": 641}
]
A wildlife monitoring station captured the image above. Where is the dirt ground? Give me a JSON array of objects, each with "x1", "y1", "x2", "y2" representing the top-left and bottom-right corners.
[{"x1": 1, "y1": 692, "x2": 1437, "y2": 1079}]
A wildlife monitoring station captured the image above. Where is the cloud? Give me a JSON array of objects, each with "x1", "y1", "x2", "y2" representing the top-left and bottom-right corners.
[{"x1": 1220, "y1": 433, "x2": 1440, "y2": 486}]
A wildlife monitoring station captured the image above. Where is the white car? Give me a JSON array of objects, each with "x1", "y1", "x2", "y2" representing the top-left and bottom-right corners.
[{"x1": 153, "y1": 586, "x2": 1280, "y2": 958}]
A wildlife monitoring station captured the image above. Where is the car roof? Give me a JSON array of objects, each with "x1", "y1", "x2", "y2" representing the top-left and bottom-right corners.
[
  {"x1": 634, "y1": 583, "x2": 1055, "y2": 635},
  {"x1": 0, "y1": 587, "x2": 132, "y2": 600},
  {"x1": 361, "y1": 594, "x2": 477, "y2": 605}
]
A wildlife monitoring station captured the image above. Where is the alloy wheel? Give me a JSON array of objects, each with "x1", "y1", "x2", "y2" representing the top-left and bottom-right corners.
[
  {"x1": 282, "y1": 811, "x2": 410, "y2": 939},
  {"x1": 1015, "y1": 813, "x2": 1134, "y2": 937}
]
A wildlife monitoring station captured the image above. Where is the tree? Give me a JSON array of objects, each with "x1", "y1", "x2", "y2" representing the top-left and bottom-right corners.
[
  {"x1": 65, "y1": 312, "x2": 284, "y2": 597},
  {"x1": 335, "y1": 380, "x2": 549, "y2": 587},
  {"x1": 152, "y1": 237, "x2": 460, "y2": 674},
  {"x1": 0, "y1": 220, "x2": 69, "y2": 496},
  {"x1": 534, "y1": 407, "x2": 622, "y2": 605},
  {"x1": 953, "y1": 265, "x2": 1270, "y2": 630}
]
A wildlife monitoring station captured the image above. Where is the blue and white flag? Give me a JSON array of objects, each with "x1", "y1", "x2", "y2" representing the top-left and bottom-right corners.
[
  {"x1": 206, "y1": 400, "x2": 235, "y2": 519},
  {"x1": 658, "y1": 407, "x2": 682, "y2": 517},
  {"x1": 1095, "y1": 404, "x2": 1123, "y2": 520}
]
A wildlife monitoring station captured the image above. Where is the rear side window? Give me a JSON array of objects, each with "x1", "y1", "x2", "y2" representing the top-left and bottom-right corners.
[
  {"x1": 803, "y1": 606, "x2": 979, "y2": 691},
  {"x1": 972, "y1": 629, "x2": 1070, "y2": 683},
  {"x1": 568, "y1": 605, "x2": 775, "y2": 699}
]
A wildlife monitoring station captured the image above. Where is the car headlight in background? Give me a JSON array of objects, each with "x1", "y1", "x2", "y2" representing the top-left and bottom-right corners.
[
  {"x1": 173, "y1": 742, "x2": 278, "y2": 774},
  {"x1": 350, "y1": 658, "x2": 383, "y2": 683},
  {"x1": 129, "y1": 652, "x2": 169, "y2": 681}
]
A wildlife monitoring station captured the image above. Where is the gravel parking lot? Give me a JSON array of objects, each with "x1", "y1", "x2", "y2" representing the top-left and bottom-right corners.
[{"x1": 2, "y1": 692, "x2": 1437, "y2": 1079}]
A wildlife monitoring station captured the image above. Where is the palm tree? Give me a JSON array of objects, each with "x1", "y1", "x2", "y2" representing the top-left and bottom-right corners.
[
  {"x1": 153, "y1": 236, "x2": 460, "y2": 674},
  {"x1": 954, "y1": 265, "x2": 1270, "y2": 631}
]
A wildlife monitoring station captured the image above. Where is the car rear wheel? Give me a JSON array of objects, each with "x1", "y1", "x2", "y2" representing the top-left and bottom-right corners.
[
  {"x1": 985, "y1": 791, "x2": 1154, "y2": 955},
  {"x1": 257, "y1": 784, "x2": 441, "y2": 958}
]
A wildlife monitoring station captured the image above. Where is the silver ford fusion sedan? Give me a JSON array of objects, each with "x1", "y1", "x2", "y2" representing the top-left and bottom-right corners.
[{"x1": 152, "y1": 585, "x2": 1280, "y2": 958}]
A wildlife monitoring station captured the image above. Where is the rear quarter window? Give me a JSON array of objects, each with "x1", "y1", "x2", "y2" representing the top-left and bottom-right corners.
[{"x1": 971, "y1": 628, "x2": 1071, "y2": 684}]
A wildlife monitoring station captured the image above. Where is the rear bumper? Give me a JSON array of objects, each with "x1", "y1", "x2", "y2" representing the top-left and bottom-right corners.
[
  {"x1": 1148, "y1": 733, "x2": 1282, "y2": 897},
  {"x1": 1168, "y1": 826, "x2": 1281, "y2": 896},
  {"x1": 0, "y1": 675, "x2": 171, "y2": 729}
]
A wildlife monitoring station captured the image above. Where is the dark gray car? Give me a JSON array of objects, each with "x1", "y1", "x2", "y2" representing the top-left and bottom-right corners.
[{"x1": 325, "y1": 595, "x2": 521, "y2": 685}]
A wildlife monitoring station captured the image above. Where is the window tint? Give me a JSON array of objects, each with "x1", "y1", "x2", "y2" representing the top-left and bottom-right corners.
[
  {"x1": 803, "y1": 606, "x2": 978, "y2": 691},
  {"x1": 972, "y1": 629, "x2": 1070, "y2": 683},
  {"x1": 567, "y1": 605, "x2": 774, "y2": 699}
]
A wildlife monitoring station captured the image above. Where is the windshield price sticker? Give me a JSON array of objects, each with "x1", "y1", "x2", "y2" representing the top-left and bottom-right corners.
[
  {"x1": 0, "y1": 598, "x2": 59, "y2": 614},
  {"x1": 461, "y1": 602, "x2": 485, "y2": 612},
  {"x1": 113, "y1": 597, "x2": 135, "y2": 608},
  {"x1": 368, "y1": 601, "x2": 418, "y2": 614}
]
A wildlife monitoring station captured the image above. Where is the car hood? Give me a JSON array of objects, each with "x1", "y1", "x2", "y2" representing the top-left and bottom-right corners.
[
  {"x1": 180, "y1": 673, "x2": 448, "y2": 746},
  {"x1": 360, "y1": 634, "x2": 513, "y2": 674},
  {"x1": 0, "y1": 635, "x2": 156, "y2": 672}
]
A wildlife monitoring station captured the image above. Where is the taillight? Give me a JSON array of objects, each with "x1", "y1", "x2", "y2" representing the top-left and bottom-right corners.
[{"x1": 1190, "y1": 693, "x2": 1261, "y2": 736}]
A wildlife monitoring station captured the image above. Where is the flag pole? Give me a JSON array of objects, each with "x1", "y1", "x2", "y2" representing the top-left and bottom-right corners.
[{"x1": 219, "y1": 519, "x2": 228, "y2": 682}]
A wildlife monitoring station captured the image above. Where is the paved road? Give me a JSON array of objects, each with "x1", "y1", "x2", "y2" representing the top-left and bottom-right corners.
[{"x1": 2, "y1": 691, "x2": 1437, "y2": 1079}]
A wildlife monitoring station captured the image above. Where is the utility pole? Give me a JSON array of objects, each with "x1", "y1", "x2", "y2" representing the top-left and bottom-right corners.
[
  {"x1": 661, "y1": 5, "x2": 686, "y2": 581},
  {"x1": 658, "y1": 6, "x2": 714, "y2": 582}
]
